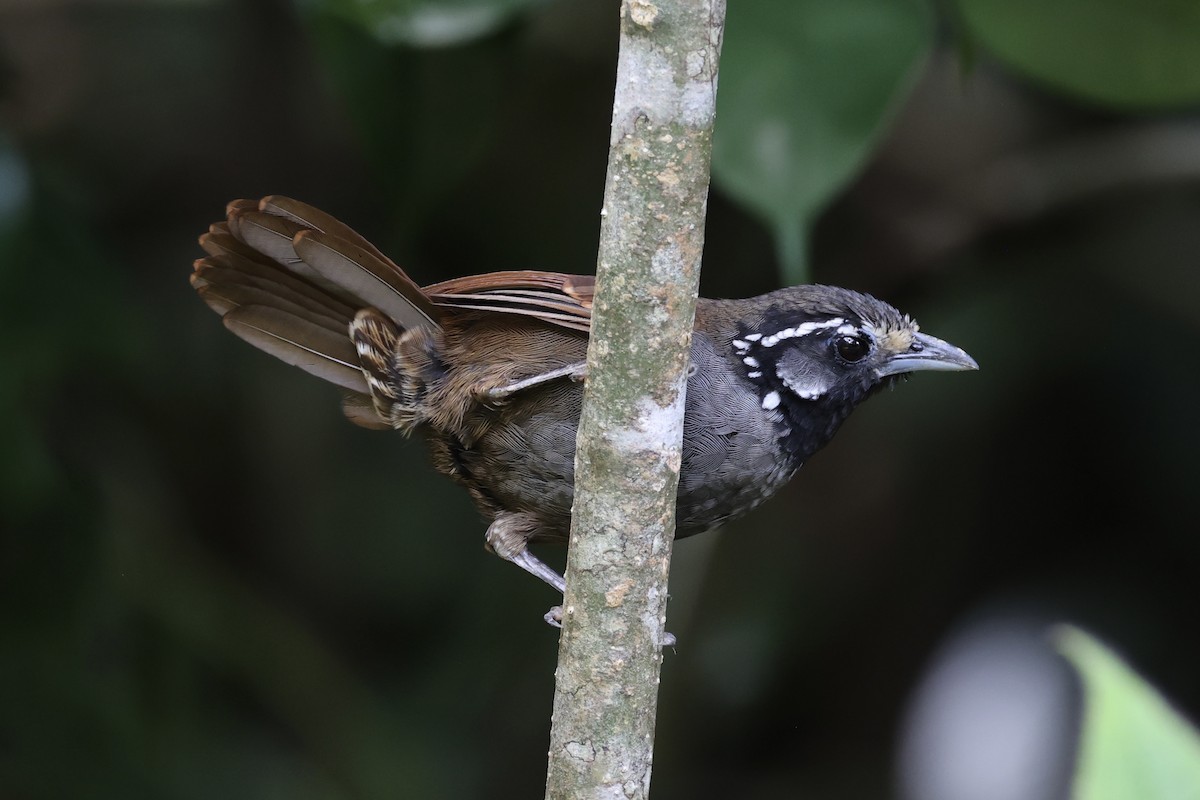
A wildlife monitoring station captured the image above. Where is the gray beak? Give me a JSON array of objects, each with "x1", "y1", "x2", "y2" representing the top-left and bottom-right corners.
[{"x1": 877, "y1": 332, "x2": 979, "y2": 378}]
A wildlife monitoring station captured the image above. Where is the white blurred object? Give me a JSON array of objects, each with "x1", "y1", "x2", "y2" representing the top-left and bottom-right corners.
[{"x1": 897, "y1": 617, "x2": 1078, "y2": 800}]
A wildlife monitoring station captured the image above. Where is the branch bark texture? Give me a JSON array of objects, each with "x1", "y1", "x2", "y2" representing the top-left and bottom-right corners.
[{"x1": 545, "y1": 1, "x2": 725, "y2": 798}]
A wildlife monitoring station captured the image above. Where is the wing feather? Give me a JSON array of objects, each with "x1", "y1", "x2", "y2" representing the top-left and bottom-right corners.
[{"x1": 426, "y1": 271, "x2": 594, "y2": 332}]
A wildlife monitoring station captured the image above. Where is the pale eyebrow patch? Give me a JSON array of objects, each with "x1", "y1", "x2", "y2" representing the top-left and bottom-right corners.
[{"x1": 759, "y1": 317, "x2": 844, "y2": 348}]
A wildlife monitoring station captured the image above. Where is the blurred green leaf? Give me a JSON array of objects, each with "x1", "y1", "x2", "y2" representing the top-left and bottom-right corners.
[
  {"x1": 954, "y1": 0, "x2": 1200, "y2": 109},
  {"x1": 712, "y1": 0, "x2": 931, "y2": 283},
  {"x1": 309, "y1": 0, "x2": 542, "y2": 47},
  {"x1": 1055, "y1": 626, "x2": 1200, "y2": 800}
]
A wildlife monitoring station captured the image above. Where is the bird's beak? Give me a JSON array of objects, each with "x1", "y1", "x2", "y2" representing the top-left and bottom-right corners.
[{"x1": 877, "y1": 332, "x2": 978, "y2": 378}]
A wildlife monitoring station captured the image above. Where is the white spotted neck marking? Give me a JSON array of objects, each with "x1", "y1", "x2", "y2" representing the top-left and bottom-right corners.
[{"x1": 736, "y1": 317, "x2": 852, "y2": 411}]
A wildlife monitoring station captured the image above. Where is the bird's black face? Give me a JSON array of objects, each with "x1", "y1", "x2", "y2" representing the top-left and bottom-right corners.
[{"x1": 732, "y1": 285, "x2": 977, "y2": 466}]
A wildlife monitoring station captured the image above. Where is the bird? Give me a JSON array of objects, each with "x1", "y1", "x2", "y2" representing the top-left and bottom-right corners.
[{"x1": 190, "y1": 195, "x2": 977, "y2": 625}]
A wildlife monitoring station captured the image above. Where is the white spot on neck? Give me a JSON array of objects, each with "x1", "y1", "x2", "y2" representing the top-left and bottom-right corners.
[{"x1": 762, "y1": 390, "x2": 781, "y2": 410}]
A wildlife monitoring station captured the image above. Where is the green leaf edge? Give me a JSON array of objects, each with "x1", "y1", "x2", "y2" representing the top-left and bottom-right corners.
[{"x1": 1053, "y1": 624, "x2": 1200, "y2": 800}]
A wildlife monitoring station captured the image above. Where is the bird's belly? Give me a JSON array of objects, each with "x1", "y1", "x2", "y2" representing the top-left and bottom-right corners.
[
  {"x1": 451, "y1": 403, "x2": 795, "y2": 544},
  {"x1": 441, "y1": 334, "x2": 800, "y2": 543}
]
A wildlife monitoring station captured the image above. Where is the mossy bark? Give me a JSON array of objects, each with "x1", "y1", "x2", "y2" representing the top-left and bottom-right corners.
[{"x1": 544, "y1": 1, "x2": 726, "y2": 798}]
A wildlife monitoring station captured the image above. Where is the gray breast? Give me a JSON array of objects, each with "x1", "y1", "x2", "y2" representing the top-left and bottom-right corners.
[
  {"x1": 474, "y1": 333, "x2": 797, "y2": 541},
  {"x1": 676, "y1": 333, "x2": 797, "y2": 537}
]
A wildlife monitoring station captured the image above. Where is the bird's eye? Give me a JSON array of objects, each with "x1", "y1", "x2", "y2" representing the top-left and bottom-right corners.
[{"x1": 834, "y1": 334, "x2": 870, "y2": 362}]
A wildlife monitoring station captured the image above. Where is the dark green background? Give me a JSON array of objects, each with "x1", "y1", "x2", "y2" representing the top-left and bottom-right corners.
[{"x1": 2, "y1": 1, "x2": 1198, "y2": 798}]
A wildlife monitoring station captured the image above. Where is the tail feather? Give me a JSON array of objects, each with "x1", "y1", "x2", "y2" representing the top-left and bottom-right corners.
[
  {"x1": 225, "y1": 207, "x2": 305, "y2": 266},
  {"x1": 259, "y1": 195, "x2": 393, "y2": 266},
  {"x1": 227, "y1": 209, "x2": 358, "y2": 303},
  {"x1": 293, "y1": 229, "x2": 439, "y2": 331},
  {"x1": 196, "y1": 245, "x2": 360, "y2": 321},
  {"x1": 192, "y1": 196, "x2": 598, "y2": 433},
  {"x1": 192, "y1": 267, "x2": 349, "y2": 336},
  {"x1": 264, "y1": 195, "x2": 440, "y2": 329},
  {"x1": 191, "y1": 197, "x2": 446, "y2": 429},
  {"x1": 222, "y1": 304, "x2": 369, "y2": 394},
  {"x1": 201, "y1": 224, "x2": 266, "y2": 262},
  {"x1": 193, "y1": 254, "x2": 353, "y2": 325}
]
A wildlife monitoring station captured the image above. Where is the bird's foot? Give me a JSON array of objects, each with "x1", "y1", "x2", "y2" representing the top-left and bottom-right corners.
[{"x1": 544, "y1": 604, "x2": 677, "y2": 647}]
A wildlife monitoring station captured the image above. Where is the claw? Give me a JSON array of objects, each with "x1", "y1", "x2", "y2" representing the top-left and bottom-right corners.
[{"x1": 544, "y1": 604, "x2": 677, "y2": 647}]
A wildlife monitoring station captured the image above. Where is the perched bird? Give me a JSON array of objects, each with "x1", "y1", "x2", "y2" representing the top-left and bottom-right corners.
[{"x1": 191, "y1": 196, "x2": 977, "y2": 621}]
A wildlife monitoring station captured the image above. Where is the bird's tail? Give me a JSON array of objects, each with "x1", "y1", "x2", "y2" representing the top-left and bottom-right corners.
[{"x1": 190, "y1": 195, "x2": 441, "y2": 429}]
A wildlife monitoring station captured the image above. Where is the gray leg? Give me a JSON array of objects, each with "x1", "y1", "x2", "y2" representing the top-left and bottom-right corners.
[
  {"x1": 485, "y1": 512, "x2": 566, "y2": 593},
  {"x1": 485, "y1": 512, "x2": 677, "y2": 646},
  {"x1": 510, "y1": 549, "x2": 566, "y2": 594}
]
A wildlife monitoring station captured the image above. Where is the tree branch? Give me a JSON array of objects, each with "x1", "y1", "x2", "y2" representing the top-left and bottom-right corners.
[{"x1": 544, "y1": 1, "x2": 726, "y2": 798}]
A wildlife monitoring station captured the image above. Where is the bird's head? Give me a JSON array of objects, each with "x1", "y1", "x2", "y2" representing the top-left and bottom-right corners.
[{"x1": 728, "y1": 284, "x2": 978, "y2": 463}]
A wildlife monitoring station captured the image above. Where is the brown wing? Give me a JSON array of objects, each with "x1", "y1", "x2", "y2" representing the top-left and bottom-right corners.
[{"x1": 425, "y1": 271, "x2": 594, "y2": 333}]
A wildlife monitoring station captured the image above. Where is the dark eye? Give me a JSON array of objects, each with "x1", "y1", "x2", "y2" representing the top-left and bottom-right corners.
[{"x1": 834, "y1": 334, "x2": 870, "y2": 362}]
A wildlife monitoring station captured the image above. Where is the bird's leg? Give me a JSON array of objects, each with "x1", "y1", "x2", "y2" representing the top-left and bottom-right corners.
[
  {"x1": 485, "y1": 513, "x2": 677, "y2": 647},
  {"x1": 482, "y1": 361, "x2": 587, "y2": 402},
  {"x1": 485, "y1": 514, "x2": 566, "y2": 625},
  {"x1": 509, "y1": 549, "x2": 566, "y2": 594}
]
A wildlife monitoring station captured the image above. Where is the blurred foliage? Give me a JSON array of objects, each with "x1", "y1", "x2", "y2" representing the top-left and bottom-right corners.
[
  {"x1": 1057, "y1": 627, "x2": 1200, "y2": 800},
  {"x1": 1, "y1": 0, "x2": 1199, "y2": 798},
  {"x1": 712, "y1": 0, "x2": 931, "y2": 283},
  {"x1": 953, "y1": 0, "x2": 1200, "y2": 110}
]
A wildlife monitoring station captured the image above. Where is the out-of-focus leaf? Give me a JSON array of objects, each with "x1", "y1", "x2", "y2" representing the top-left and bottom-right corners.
[
  {"x1": 309, "y1": 0, "x2": 541, "y2": 47},
  {"x1": 954, "y1": 0, "x2": 1200, "y2": 110},
  {"x1": 712, "y1": 0, "x2": 931, "y2": 283},
  {"x1": 1055, "y1": 626, "x2": 1200, "y2": 800},
  {"x1": 0, "y1": 133, "x2": 31, "y2": 235}
]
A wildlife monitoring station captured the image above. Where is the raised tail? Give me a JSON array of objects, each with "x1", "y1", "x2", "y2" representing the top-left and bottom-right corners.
[
  {"x1": 190, "y1": 196, "x2": 441, "y2": 429},
  {"x1": 192, "y1": 195, "x2": 603, "y2": 431}
]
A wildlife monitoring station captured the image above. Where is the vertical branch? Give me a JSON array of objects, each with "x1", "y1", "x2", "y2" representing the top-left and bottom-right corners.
[{"x1": 545, "y1": 1, "x2": 725, "y2": 798}]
